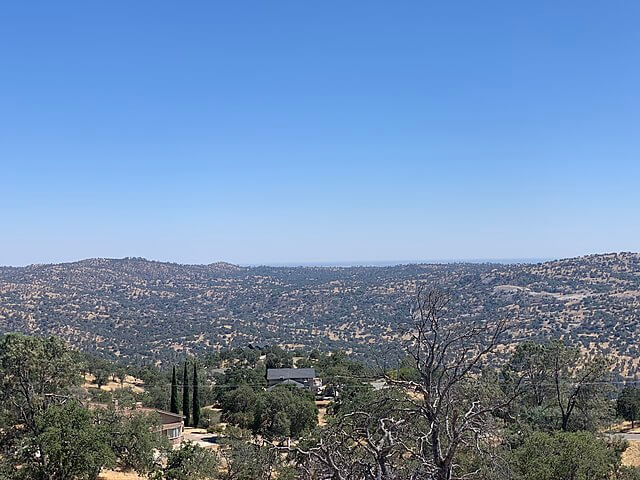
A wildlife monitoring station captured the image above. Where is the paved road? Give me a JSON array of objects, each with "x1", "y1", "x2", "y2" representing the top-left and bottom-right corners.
[
  {"x1": 609, "y1": 433, "x2": 640, "y2": 441},
  {"x1": 183, "y1": 428, "x2": 220, "y2": 448}
]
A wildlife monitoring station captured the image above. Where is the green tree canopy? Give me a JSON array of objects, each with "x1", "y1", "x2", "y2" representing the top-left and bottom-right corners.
[
  {"x1": 170, "y1": 365, "x2": 179, "y2": 414},
  {"x1": 14, "y1": 401, "x2": 115, "y2": 480},
  {"x1": 95, "y1": 407, "x2": 170, "y2": 475},
  {"x1": 221, "y1": 384, "x2": 317, "y2": 439},
  {"x1": 182, "y1": 361, "x2": 190, "y2": 427},
  {"x1": 253, "y1": 386, "x2": 318, "y2": 439},
  {"x1": 618, "y1": 386, "x2": 640, "y2": 428},
  {"x1": 264, "y1": 346, "x2": 293, "y2": 369},
  {"x1": 221, "y1": 385, "x2": 259, "y2": 429},
  {"x1": 0, "y1": 333, "x2": 82, "y2": 434},
  {"x1": 159, "y1": 441, "x2": 219, "y2": 480},
  {"x1": 192, "y1": 362, "x2": 201, "y2": 427},
  {"x1": 505, "y1": 340, "x2": 612, "y2": 432},
  {"x1": 512, "y1": 431, "x2": 625, "y2": 480}
]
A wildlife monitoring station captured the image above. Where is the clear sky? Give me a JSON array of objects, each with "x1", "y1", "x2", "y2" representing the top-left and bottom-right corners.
[{"x1": 1, "y1": 1, "x2": 639, "y2": 266}]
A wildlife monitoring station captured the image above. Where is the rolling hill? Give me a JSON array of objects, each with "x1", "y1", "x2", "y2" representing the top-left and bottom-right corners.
[{"x1": 1, "y1": 253, "x2": 639, "y2": 376}]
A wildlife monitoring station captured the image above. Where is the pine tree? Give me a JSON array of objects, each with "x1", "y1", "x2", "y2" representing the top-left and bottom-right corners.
[
  {"x1": 192, "y1": 362, "x2": 201, "y2": 428},
  {"x1": 170, "y1": 365, "x2": 179, "y2": 414},
  {"x1": 182, "y1": 361, "x2": 190, "y2": 427}
]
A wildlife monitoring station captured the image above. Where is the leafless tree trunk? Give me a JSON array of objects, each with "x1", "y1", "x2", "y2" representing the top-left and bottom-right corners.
[
  {"x1": 385, "y1": 288, "x2": 522, "y2": 480},
  {"x1": 290, "y1": 401, "x2": 407, "y2": 480},
  {"x1": 290, "y1": 288, "x2": 522, "y2": 480}
]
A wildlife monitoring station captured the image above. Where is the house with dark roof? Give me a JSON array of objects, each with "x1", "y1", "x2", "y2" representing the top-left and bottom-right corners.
[{"x1": 266, "y1": 368, "x2": 321, "y2": 393}]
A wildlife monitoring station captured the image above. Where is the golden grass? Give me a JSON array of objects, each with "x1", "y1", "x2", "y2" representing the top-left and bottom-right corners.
[
  {"x1": 84, "y1": 374, "x2": 145, "y2": 394},
  {"x1": 622, "y1": 441, "x2": 640, "y2": 467},
  {"x1": 316, "y1": 399, "x2": 330, "y2": 427},
  {"x1": 605, "y1": 420, "x2": 640, "y2": 434},
  {"x1": 99, "y1": 470, "x2": 144, "y2": 480}
]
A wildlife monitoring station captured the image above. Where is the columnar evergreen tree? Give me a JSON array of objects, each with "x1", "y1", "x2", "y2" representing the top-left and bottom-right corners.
[
  {"x1": 192, "y1": 362, "x2": 201, "y2": 428},
  {"x1": 182, "y1": 361, "x2": 190, "y2": 427},
  {"x1": 170, "y1": 365, "x2": 179, "y2": 414}
]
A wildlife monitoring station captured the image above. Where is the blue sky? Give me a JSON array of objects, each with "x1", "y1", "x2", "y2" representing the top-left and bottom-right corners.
[{"x1": 1, "y1": 1, "x2": 639, "y2": 266}]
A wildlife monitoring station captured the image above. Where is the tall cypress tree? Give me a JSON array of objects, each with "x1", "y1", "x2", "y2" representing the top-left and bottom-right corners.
[
  {"x1": 170, "y1": 365, "x2": 179, "y2": 414},
  {"x1": 182, "y1": 361, "x2": 190, "y2": 427},
  {"x1": 192, "y1": 362, "x2": 200, "y2": 428}
]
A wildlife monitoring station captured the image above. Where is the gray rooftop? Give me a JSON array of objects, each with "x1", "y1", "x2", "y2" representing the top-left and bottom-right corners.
[
  {"x1": 267, "y1": 368, "x2": 316, "y2": 380},
  {"x1": 267, "y1": 379, "x2": 305, "y2": 390}
]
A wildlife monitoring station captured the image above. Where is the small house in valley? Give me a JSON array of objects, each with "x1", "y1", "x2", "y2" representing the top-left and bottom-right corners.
[
  {"x1": 154, "y1": 409, "x2": 184, "y2": 445},
  {"x1": 87, "y1": 403, "x2": 184, "y2": 445},
  {"x1": 266, "y1": 368, "x2": 321, "y2": 393}
]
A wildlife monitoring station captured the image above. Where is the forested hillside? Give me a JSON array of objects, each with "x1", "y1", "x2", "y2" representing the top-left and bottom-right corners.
[{"x1": 1, "y1": 253, "x2": 639, "y2": 375}]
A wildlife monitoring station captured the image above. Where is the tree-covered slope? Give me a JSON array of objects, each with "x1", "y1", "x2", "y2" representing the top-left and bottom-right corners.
[{"x1": 1, "y1": 253, "x2": 639, "y2": 375}]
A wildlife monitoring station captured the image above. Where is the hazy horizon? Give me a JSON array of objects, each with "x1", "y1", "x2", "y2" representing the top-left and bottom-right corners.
[{"x1": 8, "y1": 253, "x2": 637, "y2": 269}]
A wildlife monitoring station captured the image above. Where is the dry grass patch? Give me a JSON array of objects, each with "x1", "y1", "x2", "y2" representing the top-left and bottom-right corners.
[
  {"x1": 316, "y1": 399, "x2": 331, "y2": 426},
  {"x1": 622, "y1": 441, "x2": 640, "y2": 467},
  {"x1": 605, "y1": 421, "x2": 640, "y2": 434},
  {"x1": 84, "y1": 374, "x2": 145, "y2": 394},
  {"x1": 99, "y1": 470, "x2": 144, "y2": 480}
]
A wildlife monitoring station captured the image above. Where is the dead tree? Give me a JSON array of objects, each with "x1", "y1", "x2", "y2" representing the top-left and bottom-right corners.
[
  {"x1": 385, "y1": 288, "x2": 522, "y2": 480},
  {"x1": 289, "y1": 391, "x2": 409, "y2": 480},
  {"x1": 290, "y1": 289, "x2": 522, "y2": 480}
]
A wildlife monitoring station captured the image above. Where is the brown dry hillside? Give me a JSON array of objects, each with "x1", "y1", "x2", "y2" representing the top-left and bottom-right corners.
[{"x1": 1, "y1": 253, "x2": 639, "y2": 375}]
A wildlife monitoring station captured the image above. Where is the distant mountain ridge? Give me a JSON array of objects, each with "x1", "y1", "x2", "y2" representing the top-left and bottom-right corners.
[{"x1": 1, "y1": 253, "x2": 639, "y2": 376}]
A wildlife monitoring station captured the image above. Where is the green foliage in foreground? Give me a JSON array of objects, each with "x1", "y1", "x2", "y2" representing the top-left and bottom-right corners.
[
  {"x1": 221, "y1": 384, "x2": 318, "y2": 439},
  {"x1": 5, "y1": 331, "x2": 640, "y2": 480},
  {"x1": 217, "y1": 440, "x2": 286, "y2": 480},
  {"x1": 504, "y1": 340, "x2": 613, "y2": 432},
  {"x1": 95, "y1": 408, "x2": 171, "y2": 475},
  {"x1": 0, "y1": 334, "x2": 170, "y2": 480},
  {"x1": 0, "y1": 333, "x2": 82, "y2": 433},
  {"x1": 152, "y1": 442, "x2": 219, "y2": 480},
  {"x1": 14, "y1": 402, "x2": 115, "y2": 480},
  {"x1": 618, "y1": 386, "x2": 640, "y2": 428},
  {"x1": 512, "y1": 431, "x2": 627, "y2": 480}
]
